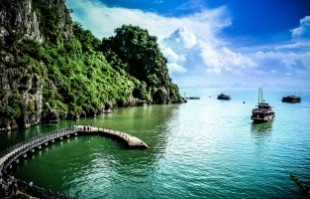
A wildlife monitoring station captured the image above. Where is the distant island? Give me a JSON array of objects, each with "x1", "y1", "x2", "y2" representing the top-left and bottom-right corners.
[{"x1": 0, "y1": 0, "x2": 184, "y2": 131}]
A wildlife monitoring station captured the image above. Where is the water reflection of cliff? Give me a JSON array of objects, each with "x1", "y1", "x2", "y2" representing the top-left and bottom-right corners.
[
  {"x1": 8, "y1": 104, "x2": 180, "y2": 197},
  {"x1": 87, "y1": 104, "x2": 180, "y2": 172}
]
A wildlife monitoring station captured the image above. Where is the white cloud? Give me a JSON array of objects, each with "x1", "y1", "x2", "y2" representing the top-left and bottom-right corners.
[
  {"x1": 67, "y1": 0, "x2": 256, "y2": 75},
  {"x1": 291, "y1": 16, "x2": 310, "y2": 40},
  {"x1": 66, "y1": 0, "x2": 230, "y2": 43},
  {"x1": 66, "y1": 0, "x2": 310, "y2": 90},
  {"x1": 270, "y1": 70, "x2": 277, "y2": 74},
  {"x1": 176, "y1": 0, "x2": 207, "y2": 11},
  {"x1": 254, "y1": 51, "x2": 309, "y2": 69},
  {"x1": 199, "y1": 42, "x2": 257, "y2": 74},
  {"x1": 275, "y1": 41, "x2": 310, "y2": 50},
  {"x1": 163, "y1": 28, "x2": 257, "y2": 75},
  {"x1": 168, "y1": 63, "x2": 187, "y2": 73},
  {"x1": 173, "y1": 28, "x2": 197, "y2": 49},
  {"x1": 200, "y1": 43, "x2": 224, "y2": 74},
  {"x1": 162, "y1": 47, "x2": 186, "y2": 63},
  {"x1": 220, "y1": 47, "x2": 257, "y2": 69}
]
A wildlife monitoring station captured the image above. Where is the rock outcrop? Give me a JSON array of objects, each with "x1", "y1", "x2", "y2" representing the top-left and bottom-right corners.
[
  {"x1": 0, "y1": 0, "x2": 43, "y2": 48},
  {"x1": 0, "y1": 0, "x2": 65, "y2": 131},
  {"x1": 0, "y1": 0, "x2": 184, "y2": 132}
]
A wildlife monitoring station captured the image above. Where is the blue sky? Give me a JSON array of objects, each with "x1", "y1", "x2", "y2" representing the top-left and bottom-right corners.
[{"x1": 66, "y1": 0, "x2": 310, "y2": 92}]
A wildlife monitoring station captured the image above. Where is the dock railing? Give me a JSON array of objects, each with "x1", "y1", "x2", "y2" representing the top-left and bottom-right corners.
[{"x1": 0, "y1": 125, "x2": 148, "y2": 198}]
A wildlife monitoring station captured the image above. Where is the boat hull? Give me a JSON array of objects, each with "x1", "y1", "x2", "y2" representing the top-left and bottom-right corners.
[
  {"x1": 217, "y1": 93, "x2": 230, "y2": 100},
  {"x1": 282, "y1": 95, "x2": 301, "y2": 103},
  {"x1": 251, "y1": 114, "x2": 275, "y2": 123}
]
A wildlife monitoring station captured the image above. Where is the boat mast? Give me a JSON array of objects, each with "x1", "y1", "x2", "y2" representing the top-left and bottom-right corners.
[
  {"x1": 258, "y1": 88, "x2": 264, "y2": 104},
  {"x1": 258, "y1": 88, "x2": 261, "y2": 104}
]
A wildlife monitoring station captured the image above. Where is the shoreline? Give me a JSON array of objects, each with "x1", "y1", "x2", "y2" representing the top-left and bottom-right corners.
[{"x1": 0, "y1": 100, "x2": 185, "y2": 133}]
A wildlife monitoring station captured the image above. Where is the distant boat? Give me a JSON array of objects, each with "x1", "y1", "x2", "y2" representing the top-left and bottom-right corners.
[
  {"x1": 217, "y1": 93, "x2": 230, "y2": 100},
  {"x1": 251, "y1": 88, "x2": 275, "y2": 123},
  {"x1": 282, "y1": 95, "x2": 301, "y2": 103},
  {"x1": 186, "y1": 96, "x2": 200, "y2": 100}
]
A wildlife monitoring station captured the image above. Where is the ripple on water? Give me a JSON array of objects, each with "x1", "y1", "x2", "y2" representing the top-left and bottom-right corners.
[{"x1": 10, "y1": 94, "x2": 310, "y2": 199}]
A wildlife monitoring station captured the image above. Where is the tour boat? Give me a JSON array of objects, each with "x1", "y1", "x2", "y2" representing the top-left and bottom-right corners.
[
  {"x1": 217, "y1": 93, "x2": 230, "y2": 100},
  {"x1": 186, "y1": 96, "x2": 200, "y2": 100},
  {"x1": 251, "y1": 88, "x2": 275, "y2": 123},
  {"x1": 282, "y1": 95, "x2": 301, "y2": 103}
]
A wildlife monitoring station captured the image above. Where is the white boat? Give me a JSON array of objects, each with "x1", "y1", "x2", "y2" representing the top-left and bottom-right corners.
[{"x1": 251, "y1": 88, "x2": 275, "y2": 123}]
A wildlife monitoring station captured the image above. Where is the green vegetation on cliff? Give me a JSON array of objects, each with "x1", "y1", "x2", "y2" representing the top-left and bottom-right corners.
[
  {"x1": 0, "y1": 0, "x2": 183, "y2": 130},
  {"x1": 101, "y1": 25, "x2": 182, "y2": 104}
]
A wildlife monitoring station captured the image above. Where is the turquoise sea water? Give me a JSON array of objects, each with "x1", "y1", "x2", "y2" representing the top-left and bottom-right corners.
[{"x1": 1, "y1": 90, "x2": 310, "y2": 198}]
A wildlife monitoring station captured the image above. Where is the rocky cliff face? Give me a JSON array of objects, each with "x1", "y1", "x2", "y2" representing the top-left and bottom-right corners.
[
  {"x1": 0, "y1": 0, "x2": 43, "y2": 48},
  {"x1": 0, "y1": 0, "x2": 69, "y2": 131},
  {"x1": 0, "y1": 0, "x2": 184, "y2": 132},
  {"x1": 0, "y1": 68, "x2": 43, "y2": 131}
]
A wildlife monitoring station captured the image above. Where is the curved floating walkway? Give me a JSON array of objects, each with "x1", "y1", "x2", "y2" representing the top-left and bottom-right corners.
[
  {"x1": 74, "y1": 125, "x2": 149, "y2": 149},
  {"x1": 0, "y1": 125, "x2": 148, "y2": 198}
]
